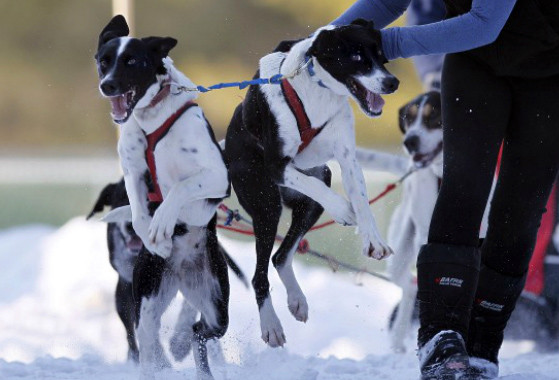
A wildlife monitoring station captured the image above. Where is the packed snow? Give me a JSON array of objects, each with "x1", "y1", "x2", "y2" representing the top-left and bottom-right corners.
[{"x1": 0, "y1": 218, "x2": 558, "y2": 379}]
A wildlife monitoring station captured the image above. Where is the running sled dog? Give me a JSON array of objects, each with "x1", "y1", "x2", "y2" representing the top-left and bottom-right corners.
[
  {"x1": 224, "y1": 19, "x2": 399, "y2": 347},
  {"x1": 96, "y1": 15, "x2": 231, "y2": 380}
]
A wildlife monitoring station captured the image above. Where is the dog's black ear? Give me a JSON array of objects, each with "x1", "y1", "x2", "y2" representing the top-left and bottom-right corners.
[
  {"x1": 398, "y1": 105, "x2": 407, "y2": 135},
  {"x1": 308, "y1": 28, "x2": 340, "y2": 58},
  {"x1": 142, "y1": 37, "x2": 178, "y2": 62},
  {"x1": 350, "y1": 18, "x2": 375, "y2": 29},
  {"x1": 87, "y1": 183, "x2": 117, "y2": 220},
  {"x1": 98, "y1": 15, "x2": 130, "y2": 50},
  {"x1": 273, "y1": 39, "x2": 303, "y2": 53},
  {"x1": 427, "y1": 90, "x2": 442, "y2": 106}
]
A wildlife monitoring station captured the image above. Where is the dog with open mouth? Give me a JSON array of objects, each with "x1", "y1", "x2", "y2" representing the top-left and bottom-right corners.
[
  {"x1": 224, "y1": 19, "x2": 399, "y2": 348},
  {"x1": 95, "y1": 15, "x2": 231, "y2": 380}
]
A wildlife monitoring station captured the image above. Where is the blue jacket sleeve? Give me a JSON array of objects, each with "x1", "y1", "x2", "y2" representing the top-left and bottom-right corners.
[
  {"x1": 332, "y1": 0, "x2": 411, "y2": 29},
  {"x1": 381, "y1": 0, "x2": 518, "y2": 60}
]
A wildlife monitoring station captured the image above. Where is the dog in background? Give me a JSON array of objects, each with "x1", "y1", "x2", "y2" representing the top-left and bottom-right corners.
[
  {"x1": 356, "y1": 91, "x2": 443, "y2": 352},
  {"x1": 87, "y1": 179, "x2": 248, "y2": 363},
  {"x1": 96, "y1": 15, "x2": 231, "y2": 380},
  {"x1": 224, "y1": 19, "x2": 399, "y2": 348}
]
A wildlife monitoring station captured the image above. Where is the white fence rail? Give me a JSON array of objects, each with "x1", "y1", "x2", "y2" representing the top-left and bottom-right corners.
[{"x1": 0, "y1": 157, "x2": 121, "y2": 185}]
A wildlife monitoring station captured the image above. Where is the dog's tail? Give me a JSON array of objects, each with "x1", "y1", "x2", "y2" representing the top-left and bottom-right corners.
[
  {"x1": 87, "y1": 181, "x2": 120, "y2": 220},
  {"x1": 218, "y1": 243, "x2": 249, "y2": 288}
]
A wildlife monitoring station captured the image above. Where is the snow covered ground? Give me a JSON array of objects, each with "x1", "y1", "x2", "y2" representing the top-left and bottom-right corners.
[{"x1": 0, "y1": 218, "x2": 558, "y2": 379}]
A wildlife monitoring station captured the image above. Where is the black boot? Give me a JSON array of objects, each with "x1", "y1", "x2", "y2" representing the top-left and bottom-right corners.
[
  {"x1": 417, "y1": 243, "x2": 481, "y2": 379},
  {"x1": 467, "y1": 264, "x2": 527, "y2": 379}
]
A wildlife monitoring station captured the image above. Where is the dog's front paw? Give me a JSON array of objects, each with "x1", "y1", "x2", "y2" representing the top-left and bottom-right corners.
[
  {"x1": 151, "y1": 238, "x2": 173, "y2": 259},
  {"x1": 260, "y1": 312, "x2": 286, "y2": 348},
  {"x1": 362, "y1": 233, "x2": 393, "y2": 260},
  {"x1": 288, "y1": 294, "x2": 308, "y2": 323},
  {"x1": 149, "y1": 202, "x2": 180, "y2": 244},
  {"x1": 328, "y1": 196, "x2": 356, "y2": 226},
  {"x1": 261, "y1": 323, "x2": 286, "y2": 348}
]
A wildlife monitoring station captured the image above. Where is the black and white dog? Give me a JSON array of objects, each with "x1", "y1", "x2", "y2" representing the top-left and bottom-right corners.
[
  {"x1": 87, "y1": 179, "x2": 248, "y2": 364},
  {"x1": 88, "y1": 179, "x2": 142, "y2": 362},
  {"x1": 96, "y1": 15, "x2": 231, "y2": 380},
  {"x1": 224, "y1": 19, "x2": 399, "y2": 347},
  {"x1": 356, "y1": 91, "x2": 443, "y2": 352}
]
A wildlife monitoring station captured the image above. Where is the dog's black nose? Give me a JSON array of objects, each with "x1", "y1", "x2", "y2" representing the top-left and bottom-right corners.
[
  {"x1": 100, "y1": 81, "x2": 118, "y2": 96},
  {"x1": 404, "y1": 135, "x2": 420, "y2": 153},
  {"x1": 382, "y1": 76, "x2": 399, "y2": 93}
]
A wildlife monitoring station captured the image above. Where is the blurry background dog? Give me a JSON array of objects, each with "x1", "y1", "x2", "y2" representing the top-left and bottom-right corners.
[
  {"x1": 88, "y1": 179, "x2": 248, "y2": 363},
  {"x1": 357, "y1": 91, "x2": 443, "y2": 352}
]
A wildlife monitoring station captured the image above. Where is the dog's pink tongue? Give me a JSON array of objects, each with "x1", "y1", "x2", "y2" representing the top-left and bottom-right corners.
[
  {"x1": 127, "y1": 237, "x2": 143, "y2": 252},
  {"x1": 110, "y1": 95, "x2": 128, "y2": 121},
  {"x1": 367, "y1": 92, "x2": 385, "y2": 114}
]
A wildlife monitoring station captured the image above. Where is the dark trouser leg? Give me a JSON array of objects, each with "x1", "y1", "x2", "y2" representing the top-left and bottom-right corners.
[
  {"x1": 469, "y1": 73, "x2": 559, "y2": 364},
  {"x1": 417, "y1": 244, "x2": 481, "y2": 347},
  {"x1": 419, "y1": 53, "x2": 511, "y2": 348},
  {"x1": 468, "y1": 266, "x2": 526, "y2": 365}
]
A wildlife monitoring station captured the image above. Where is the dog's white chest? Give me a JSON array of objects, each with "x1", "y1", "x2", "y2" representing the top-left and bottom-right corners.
[
  {"x1": 171, "y1": 228, "x2": 212, "y2": 285},
  {"x1": 150, "y1": 127, "x2": 204, "y2": 196}
]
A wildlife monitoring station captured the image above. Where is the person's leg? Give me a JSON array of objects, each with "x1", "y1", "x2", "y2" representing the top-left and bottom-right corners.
[
  {"x1": 417, "y1": 52, "x2": 512, "y2": 378},
  {"x1": 468, "y1": 74, "x2": 559, "y2": 377}
]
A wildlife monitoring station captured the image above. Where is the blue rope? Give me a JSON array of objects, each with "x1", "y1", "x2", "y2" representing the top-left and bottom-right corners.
[{"x1": 195, "y1": 73, "x2": 284, "y2": 93}]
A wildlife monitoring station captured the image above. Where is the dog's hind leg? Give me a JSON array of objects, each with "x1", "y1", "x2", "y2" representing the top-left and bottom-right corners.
[
  {"x1": 133, "y1": 249, "x2": 176, "y2": 379},
  {"x1": 169, "y1": 299, "x2": 197, "y2": 362},
  {"x1": 251, "y1": 201, "x2": 285, "y2": 347},
  {"x1": 274, "y1": 165, "x2": 331, "y2": 322},
  {"x1": 115, "y1": 277, "x2": 139, "y2": 362},
  {"x1": 230, "y1": 163, "x2": 286, "y2": 346},
  {"x1": 191, "y1": 289, "x2": 229, "y2": 380},
  {"x1": 191, "y1": 317, "x2": 224, "y2": 380},
  {"x1": 226, "y1": 107, "x2": 286, "y2": 347},
  {"x1": 387, "y1": 199, "x2": 417, "y2": 352},
  {"x1": 391, "y1": 275, "x2": 417, "y2": 353}
]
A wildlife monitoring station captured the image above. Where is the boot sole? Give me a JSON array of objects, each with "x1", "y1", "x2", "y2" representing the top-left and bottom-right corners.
[{"x1": 421, "y1": 354, "x2": 474, "y2": 380}]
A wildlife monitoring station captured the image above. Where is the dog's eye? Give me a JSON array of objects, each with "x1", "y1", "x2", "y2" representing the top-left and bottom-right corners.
[
  {"x1": 350, "y1": 54, "x2": 362, "y2": 62},
  {"x1": 99, "y1": 59, "x2": 109, "y2": 70},
  {"x1": 373, "y1": 47, "x2": 388, "y2": 63},
  {"x1": 127, "y1": 58, "x2": 137, "y2": 66}
]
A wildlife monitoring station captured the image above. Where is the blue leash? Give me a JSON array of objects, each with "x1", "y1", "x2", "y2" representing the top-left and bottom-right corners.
[
  {"x1": 195, "y1": 74, "x2": 284, "y2": 93},
  {"x1": 171, "y1": 56, "x2": 320, "y2": 94},
  {"x1": 171, "y1": 73, "x2": 284, "y2": 93}
]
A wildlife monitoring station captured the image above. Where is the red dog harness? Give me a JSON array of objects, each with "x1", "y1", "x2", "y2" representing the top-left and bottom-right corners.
[
  {"x1": 280, "y1": 78, "x2": 324, "y2": 153},
  {"x1": 144, "y1": 101, "x2": 197, "y2": 203}
]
